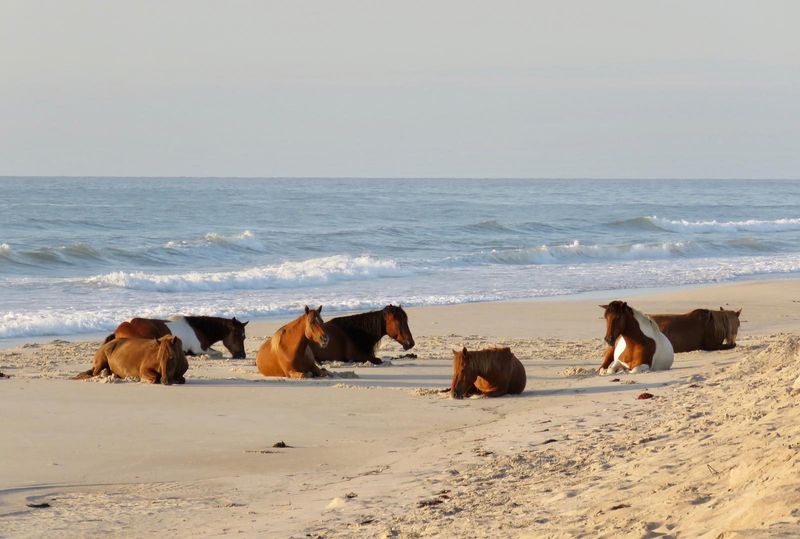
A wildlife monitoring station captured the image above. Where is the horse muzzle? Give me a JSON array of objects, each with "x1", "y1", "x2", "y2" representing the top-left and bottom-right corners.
[
  {"x1": 451, "y1": 389, "x2": 463, "y2": 399},
  {"x1": 318, "y1": 336, "x2": 329, "y2": 348},
  {"x1": 605, "y1": 334, "x2": 616, "y2": 347},
  {"x1": 402, "y1": 339, "x2": 415, "y2": 350}
]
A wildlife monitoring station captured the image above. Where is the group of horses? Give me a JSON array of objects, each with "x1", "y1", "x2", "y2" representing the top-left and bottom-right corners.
[{"x1": 73, "y1": 301, "x2": 742, "y2": 398}]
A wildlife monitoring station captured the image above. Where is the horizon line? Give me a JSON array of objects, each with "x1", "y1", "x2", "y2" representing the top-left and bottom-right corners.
[{"x1": 1, "y1": 175, "x2": 799, "y2": 181}]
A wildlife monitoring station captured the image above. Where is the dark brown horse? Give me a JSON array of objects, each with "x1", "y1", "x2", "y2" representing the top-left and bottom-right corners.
[
  {"x1": 256, "y1": 306, "x2": 330, "y2": 378},
  {"x1": 309, "y1": 304, "x2": 414, "y2": 365},
  {"x1": 75, "y1": 335, "x2": 188, "y2": 385},
  {"x1": 598, "y1": 301, "x2": 674, "y2": 375},
  {"x1": 105, "y1": 316, "x2": 248, "y2": 358},
  {"x1": 450, "y1": 346, "x2": 526, "y2": 398},
  {"x1": 650, "y1": 307, "x2": 741, "y2": 353}
]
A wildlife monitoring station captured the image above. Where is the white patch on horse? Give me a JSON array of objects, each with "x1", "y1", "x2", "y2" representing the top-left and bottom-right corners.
[
  {"x1": 165, "y1": 316, "x2": 205, "y2": 355},
  {"x1": 631, "y1": 307, "x2": 674, "y2": 371}
]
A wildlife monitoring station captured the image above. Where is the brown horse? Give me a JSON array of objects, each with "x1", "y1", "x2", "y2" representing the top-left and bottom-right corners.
[
  {"x1": 598, "y1": 301, "x2": 674, "y2": 375},
  {"x1": 106, "y1": 316, "x2": 248, "y2": 358},
  {"x1": 650, "y1": 307, "x2": 741, "y2": 353},
  {"x1": 450, "y1": 346, "x2": 526, "y2": 399},
  {"x1": 309, "y1": 304, "x2": 415, "y2": 364},
  {"x1": 256, "y1": 306, "x2": 330, "y2": 378},
  {"x1": 74, "y1": 335, "x2": 188, "y2": 385}
]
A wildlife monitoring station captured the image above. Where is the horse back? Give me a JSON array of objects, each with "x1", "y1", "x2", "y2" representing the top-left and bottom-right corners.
[
  {"x1": 651, "y1": 311, "x2": 711, "y2": 353},
  {"x1": 507, "y1": 352, "x2": 527, "y2": 394},
  {"x1": 114, "y1": 318, "x2": 170, "y2": 340}
]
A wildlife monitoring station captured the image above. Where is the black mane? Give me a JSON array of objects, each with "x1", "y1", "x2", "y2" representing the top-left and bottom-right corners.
[
  {"x1": 183, "y1": 316, "x2": 230, "y2": 347},
  {"x1": 329, "y1": 309, "x2": 387, "y2": 355}
]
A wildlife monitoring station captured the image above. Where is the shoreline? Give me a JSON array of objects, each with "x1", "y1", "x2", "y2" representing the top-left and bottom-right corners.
[{"x1": 3, "y1": 275, "x2": 798, "y2": 349}]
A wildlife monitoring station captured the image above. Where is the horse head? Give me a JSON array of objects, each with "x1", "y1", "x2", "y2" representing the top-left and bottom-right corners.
[
  {"x1": 223, "y1": 317, "x2": 249, "y2": 359},
  {"x1": 304, "y1": 305, "x2": 329, "y2": 348},
  {"x1": 600, "y1": 301, "x2": 632, "y2": 346},
  {"x1": 384, "y1": 304, "x2": 415, "y2": 350},
  {"x1": 719, "y1": 307, "x2": 742, "y2": 344},
  {"x1": 451, "y1": 346, "x2": 477, "y2": 399},
  {"x1": 156, "y1": 335, "x2": 184, "y2": 385}
]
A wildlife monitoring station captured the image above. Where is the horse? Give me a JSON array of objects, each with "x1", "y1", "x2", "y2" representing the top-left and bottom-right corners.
[
  {"x1": 450, "y1": 346, "x2": 526, "y2": 399},
  {"x1": 105, "y1": 316, "x2": 248, "y2": 358},
  {"x1": 650, "y1": 307, "x2": 741, "y2": 352},
  {"x1": 74, "y1": 335, "x2": 188, "y2": 385},
  {"x1": 256, "y1": 306, "x2": 330, "y2": 378},
  {"x1": 308, "y1": 304, "x2": 415, "y2": 364},
  {"x1": 598, "y1": 301, "x2": 674, "y2": 375}
]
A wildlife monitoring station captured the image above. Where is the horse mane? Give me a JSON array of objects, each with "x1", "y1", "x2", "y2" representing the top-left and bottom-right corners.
[
  {"x1": 629, "y1": 307, "x2": 664, "y2": 340},
  {"x1": 709, "y1": 310, "x2": 733, "y2": 343},
  {"x1": 183, "y1": 316, "x2": 229, "y2": 341},
  {"x1": 329, "y1": 309, "x2": 386, "y2": 354},
  {"x1": 465, "y1": 347, "x2": 513, "y2": 375}
]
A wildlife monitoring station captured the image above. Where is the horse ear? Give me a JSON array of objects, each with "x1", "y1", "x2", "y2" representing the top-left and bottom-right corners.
[
  {"x1": 243, "y1": 321, "x2": 249, "y2": 326},
  {"x1": 720, "y1": 306, "x2": 724, "y2": 311},
  {"x1": 304, "y1": 305, "x2": 310, "y2": 314},
  {"x1": 318, "y1": 305, "x2": 323, "y2": 313},
  {"x1": 599, "y1": 304, "x2": 608, "y2": 310},
  {"x1": 461, "y1": 346, "x2": 468, "y2": 356},
  {"x1": 736, "y1": 308, "x2": 742, "y2": 317}
]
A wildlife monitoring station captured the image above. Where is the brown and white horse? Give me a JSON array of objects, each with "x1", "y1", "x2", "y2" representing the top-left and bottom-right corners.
[
  {"x1": 256, "y1": 306, "x2": 330, "y2": 378},
  {"x1": 651, "y1": 307, "x2": 741, "y2": 352},
  {"x1": 450, "y1": 346, "x2": 526, "y2": 398},
  {"x1": 309, "y1": 304, "x2": 415, "y2": 364},
  {"x1": 598, "y1": 301, "x2": 674, "y2": 375},
  {"x1": 106, "y1": 316, "x2": 248, "y2": 358}
]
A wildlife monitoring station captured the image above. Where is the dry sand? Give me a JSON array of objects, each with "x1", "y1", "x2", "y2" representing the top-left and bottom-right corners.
[{"x1": 1, "y1": 279, "x2": 800, "y2": 537}]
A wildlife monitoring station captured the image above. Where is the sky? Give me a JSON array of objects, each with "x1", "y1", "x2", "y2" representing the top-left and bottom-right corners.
[{"x1": 1, "y1": 1, "x2": 799, "y2": 178}]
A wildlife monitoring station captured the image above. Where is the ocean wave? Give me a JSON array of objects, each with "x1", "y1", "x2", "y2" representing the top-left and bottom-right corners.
[
  {"x1": 84, "y1": 255, "x2": 404, "y2": 292},
  {"x1": 164, "y1": 230, "x2": 265, "y2": 253},
  {"x1": 475, "y1": 240, "x2": 695, "y2": 265},
  {"x1": 641, "y1": 216, "x2": 800, "y2": 233}
]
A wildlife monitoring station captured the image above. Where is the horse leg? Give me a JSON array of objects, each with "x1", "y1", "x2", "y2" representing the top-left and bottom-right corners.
[
  {"x1": 347, "y1": 341, "x2": 381, "y2": 365},
  {"x1": 140, "y1": 367, "x2": 159, "y2": 384},
  {"x1": 597, "y1": 346, "x2": 615, "y2": 374},
  {"x1": 287, "y1": 370, "x2": 311, "y2": 379}
]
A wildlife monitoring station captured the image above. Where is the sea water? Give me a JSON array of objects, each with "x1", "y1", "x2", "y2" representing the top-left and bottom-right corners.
[{"x1": 1, "y1": 178, "x2": 799, "y2": 342}]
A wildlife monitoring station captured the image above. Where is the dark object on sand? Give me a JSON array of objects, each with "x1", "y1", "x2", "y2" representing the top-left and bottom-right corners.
[
  {"x1": 637, "y1": 392, "x2": 655, "y2": 400},
  {"x1": 26, "y1": 502, "x2": 51, "y2": 509},
  {"x1": 272, "y1": 441, "x2": 288, "y2": 448}
]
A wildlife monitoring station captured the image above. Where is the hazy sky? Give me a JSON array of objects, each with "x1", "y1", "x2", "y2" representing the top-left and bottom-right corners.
[{"x1": 2, "y1": 1, "x2": 798, "y2": 178}]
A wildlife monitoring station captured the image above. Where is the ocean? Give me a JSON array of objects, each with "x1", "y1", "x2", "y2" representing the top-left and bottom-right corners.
[{"x1": 1, "y1": 178, "x2": 799, "y2": 343}]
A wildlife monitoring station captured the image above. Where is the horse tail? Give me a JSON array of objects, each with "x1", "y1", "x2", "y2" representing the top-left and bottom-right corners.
[
  {"x1": 73, "y1": 368, "x2": 94, "y2": 380},
  {"x1": 103, "y1": 333, "x2": 116, "y2": 344}
]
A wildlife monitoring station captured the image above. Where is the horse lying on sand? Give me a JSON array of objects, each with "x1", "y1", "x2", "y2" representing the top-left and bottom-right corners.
[
  {"x1": 598, "y1": 301, "x2": 674, "y2": 375},
  {"x1": 309, "y1": 304, "x2": 415, "y2": 364},
  {"x1": 651, "y1": 307, "x2": 741, "y2": 352},
  {"x1": 450, "y1": 346, "x2": 526, "y2": 398},
  {"x1": 105, "y1": 316, "x2": 248, "y2": 358},
  {"x1": 256, "y1": 306, "x2": 330, "y2": 378},
  {"x1": 74, "y1": 335, "x2": 188, "y2": 384}
]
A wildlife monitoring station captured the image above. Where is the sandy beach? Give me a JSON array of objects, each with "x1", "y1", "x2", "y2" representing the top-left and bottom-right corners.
[{"x1": 2, "y1": 279, "x2": 800, "y2": 537}]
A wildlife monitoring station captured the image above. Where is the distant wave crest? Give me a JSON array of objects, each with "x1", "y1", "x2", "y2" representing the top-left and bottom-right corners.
[
  {"x1": 85, "y1": 255, "x2": 402, "y2": 292},
  {"x1": 632, "y1": 216, "x2": 800, "y2": 233}
]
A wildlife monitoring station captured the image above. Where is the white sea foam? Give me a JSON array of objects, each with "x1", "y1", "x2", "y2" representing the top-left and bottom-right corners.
[
  {"x1": 164, "y1": 230, "x2": 265, "y2": 252},
  {"x1": 84, "y1": 255, "x2": 403, "y2": 292},
  {"x1": 482, "y1": 240, "x2": 695, "y2": 265},
  {"x1": 648, "y1": 216, "x2": 800, "y2": 233}
]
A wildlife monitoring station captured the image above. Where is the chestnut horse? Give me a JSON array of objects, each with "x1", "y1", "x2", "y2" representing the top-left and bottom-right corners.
[
  {"x1": 450, "y1": 346, "x2": 526, "y2": 399},
  {"x1": 105, "y1": 316, "x2": 248, "y2": 358},
  {"x1": 309, "y1": 304, "x2": 415, "y2": 365},
  {"x1": 651, "y1": 307, "x2": 741, "y2": 352},
  {"x1": 74, "y1": 335, "x2": 188, "y2": 385},
  {"x1": 598, "y1": 301, "x2": 674, "y2": 375},
  {"x1": 256, "y1": 306, "x2": 330, "y2": 378}
]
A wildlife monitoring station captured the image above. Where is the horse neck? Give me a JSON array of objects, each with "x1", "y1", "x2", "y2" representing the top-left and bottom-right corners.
[
  {"x1": 468, "y1": 350, "x2": 500, "y2": 378},
  {"x1": 277, "y1": 315, "x2": 310, "y2": 357},
  {"x1": 184, "y1": 316, "x2": 227, "y2": 349},
  {"x1": 624, "y1": 309, "x2": 658, "y2": 344},
  {"x1": 332, "y1": 311, "x2": 386, "y2": 345}
]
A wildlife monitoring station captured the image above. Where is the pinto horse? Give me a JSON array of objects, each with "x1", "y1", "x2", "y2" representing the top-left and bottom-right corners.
[
  {"x1": 450, "y1": 346, "x2": 526, "y2": 398},
  {"x1": 105, "y1": 316, "x2": 248, "y2": 358},
  {"x1": 256, "y1": 306, "x2": 330, "y2": 378},
  {"x1": 74, "y1": 335, "x2": 188, "y2": 385},
  {"x1": 309, "y1": 304, "x2": 415, "y2": 364},
  {"x1": 598, "y1": 301, "x2": 674, "y2": 375},
  {"x1": 651, "y1": 307, "x2": 741, "y2": 353}
]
